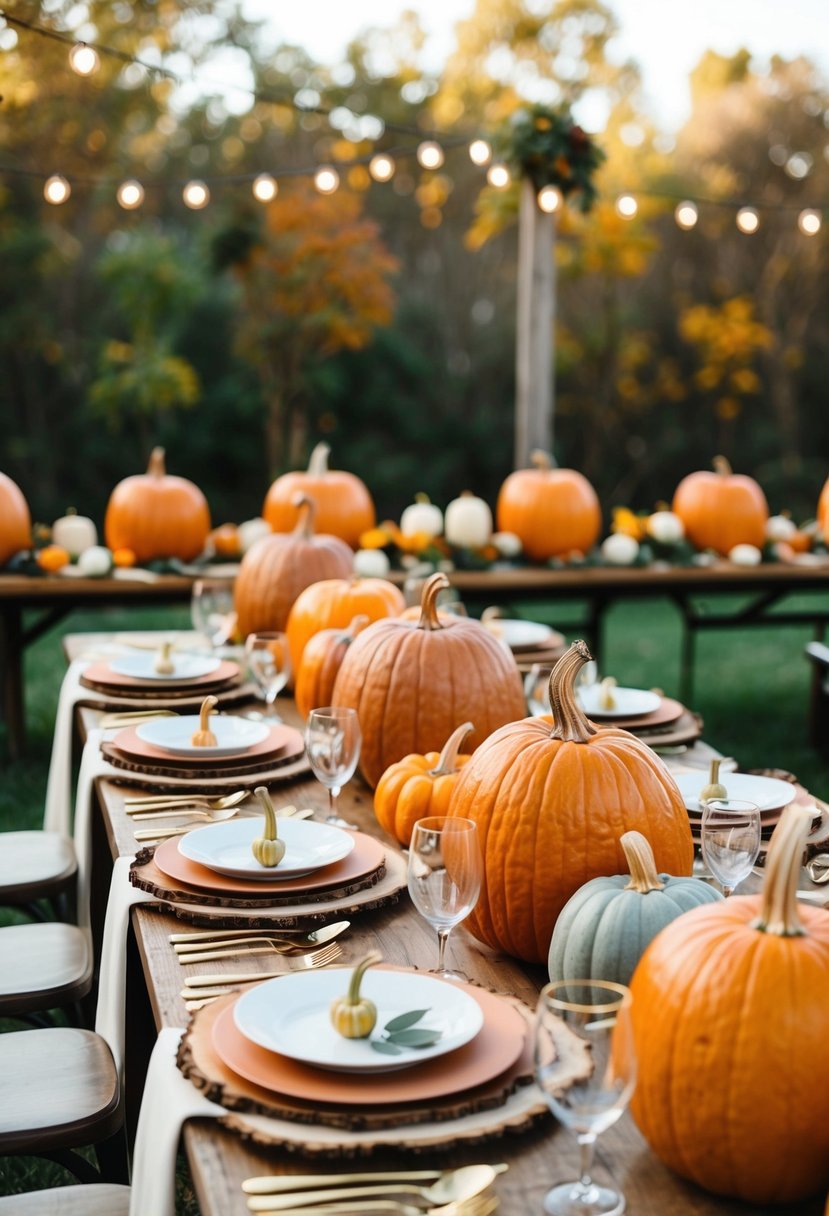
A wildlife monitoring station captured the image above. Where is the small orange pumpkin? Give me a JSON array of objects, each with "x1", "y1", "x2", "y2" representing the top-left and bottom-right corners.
[
  {"x1": 672, "y1": 455, "x2": 768, "y2": 555},
  {"x1": 104, "y1": 447, "x2": 211, "y2": 563},
  {"x1": 496, "y1": 450, "x2": 601, "y2": 561},
  {"x1": 112, "y1": 547, "x2": 136, "y2": 568},
  {"x1": 264, "y1": 442, "x2": 375, "y2": 549},
  {"x1": 208, "y1": 523, "x2": 241, "y2": 559},
  {"x1": 234, "y1": 494, "x2": 353, "y2": 636},
  {"x1": 294, "y1": 615, "x2": 370, "y2": 720},
  {"x1": 286, "y1": 576, "x2": 405, "y2": 678},
  {"x1": 35, "y1": 544, "x2": 70, "y2": 573},
  {"x1": 631, "y1": 804, "x2": 829, "y2": 1205},
  {"x1": 374, "y1": 722, "x2": 474, "y2": 846},
  {"x1": 0, "y1": 472, "x2": 32, "y2": 567}
]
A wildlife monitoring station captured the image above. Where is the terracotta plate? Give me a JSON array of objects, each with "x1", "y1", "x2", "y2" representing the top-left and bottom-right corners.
[
  {"x1": 111, "y1": 723, "x2": 301, "y2": 768},
  {"x1": 82, "y1": 658, "x2": 240, "y2": 691}
]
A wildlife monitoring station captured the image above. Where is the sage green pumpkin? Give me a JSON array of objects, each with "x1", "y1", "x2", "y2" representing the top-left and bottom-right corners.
[{"x1": 548, "y1": 830, "x2": 723, "y2": 987}]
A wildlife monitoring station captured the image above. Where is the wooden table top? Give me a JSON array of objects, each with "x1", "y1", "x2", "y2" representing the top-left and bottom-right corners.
[{"x1": 65, "y1": 634, "x2": 824, "y2": 1216}]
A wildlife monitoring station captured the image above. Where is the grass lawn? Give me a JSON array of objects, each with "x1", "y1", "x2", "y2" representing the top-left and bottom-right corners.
[{"x1": 0, "y1": 595, "x2": 827, "y2": 1205}]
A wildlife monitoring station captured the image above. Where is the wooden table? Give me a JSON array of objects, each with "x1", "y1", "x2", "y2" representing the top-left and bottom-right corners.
[
  {"x1": 6, "y1": 562, "x2": 829, "y2": 758},
  {"x1": 63, "y1": 634, "x2": 825, "y2": 1216}
]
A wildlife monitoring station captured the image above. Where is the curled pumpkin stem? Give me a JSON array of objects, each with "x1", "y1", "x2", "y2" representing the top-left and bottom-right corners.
[
  {"x1": 429, "y1": 722, "x2": 474, "y2": 777},
  {"x1": 418, "y1": 571, "x2": 451, "y2": 632},
  {"x1": 548, "y1": 641, "x2": 597, "y2": 743},
  {"x1": 621, "y1": 831, "x2": 665, "y2": 894},
  {"x1": 291, "y1": 492, "x2": 316, "y2": 538},
  {"x1": 751, "y1": 804, "x2": 812, "y2": 938}
]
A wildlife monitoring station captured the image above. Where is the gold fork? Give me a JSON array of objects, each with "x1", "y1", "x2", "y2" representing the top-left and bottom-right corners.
[
  {"x1": 183, "y1": 941, "x2": 343, "y2": 989},
  {"x1": 245, "y1": 1196, "x2": 499, "y2": 1215}
]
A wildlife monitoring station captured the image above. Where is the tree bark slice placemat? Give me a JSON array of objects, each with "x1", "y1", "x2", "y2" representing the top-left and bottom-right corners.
[
  {"x1": 99, "y1": 751, "x2": 310, "y2": 790},
  {"x1": 76, "y1": 682, "x2": 260, "y2": 712}
]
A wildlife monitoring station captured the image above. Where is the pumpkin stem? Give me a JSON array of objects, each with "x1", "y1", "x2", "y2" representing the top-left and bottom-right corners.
[
  {"x1": 291, "y1": 492, "x2": 316, "y2": 538},
  {"x1": 255, "y1": 785, "x2": 278, "y2": 841},
  {"x1": 199, "y1": 695, "x2": 217, "y2": 732},
  {"x1": 548, "y1": 641, "x2": 598, "y2": 743},
  {"x1": 430, "y1": 722, "x2": 474, "y2": 777},
  {"x1": 713, "y1": 455, "x2": 733, "y2": 477},
  {"x1": 529, "y1": 449, "x2": 554, "y2": 471},
  {"x1": 147, "y1": 447, "x2": 166, "y2": 478},
  {"x1": 751, "y1": 804, "x2": 812, "y2": 937},
  {"x1": 418, "y1": 572, "x2": 450, "y2": 631},
  {"x1": 346, "y1": 952, "x2": 382, "y2": 1004},
  {"x1": 306, "y1": 442, "x2": 331, "y2": 477},
  {"x1": 344, "y1": 614, "x2": 370, "y2": 640},
  {"x1": 414, "y1": 492, "x2": 432, "y2": 505},
  {"x1": 621, "y1": 831, "x2": 665, "y2": 893}
]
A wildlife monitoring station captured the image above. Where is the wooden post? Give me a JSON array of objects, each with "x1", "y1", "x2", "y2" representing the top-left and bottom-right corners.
[{"x1": 515, "y1": 176, "x2": 556, "y2": 467}]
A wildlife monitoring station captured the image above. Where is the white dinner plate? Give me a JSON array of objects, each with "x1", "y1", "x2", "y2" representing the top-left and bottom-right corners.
[
  {"x1": 483, "y1": 619, "x2": 554, "y2": 650},
  {"x1": 178, "y1": 816, "x2": 355, "y2": 881},
  {"x1": 135, "y1": 715, "x2": 269, "y2": 757},
  {"x1": 577, "y1": 685, "x2": 662, "y2": 718},
  {"x1": 108, "y1": 653, "x2": 221, "y2": 682},
  {"x1": 674, "y1": 772, "x2": 797, "y2": 814},
  {"x1": 233, "y1": 967, "x2": 484, "y2": 1072}
]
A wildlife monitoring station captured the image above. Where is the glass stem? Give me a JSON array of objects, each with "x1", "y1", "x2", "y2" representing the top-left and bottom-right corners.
[
  {"x1": 436, "y1": 927, "x2": 451, "y2": 972},
  {"x1": 328, "y1": 787, "x2": 340, "y2": 818},
  {"x1": 577, "y1": 1132, "x2": 596, "y2": 1189}
]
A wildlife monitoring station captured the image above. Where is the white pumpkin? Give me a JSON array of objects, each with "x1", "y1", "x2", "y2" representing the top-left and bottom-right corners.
[
  {"x1": 51, "y1": 509, "x2": 97, "y2": 558},
  {"x1": 728, "y1": 543, "x2": 762, "y2": 566},
  {"x1": 237, "y1": 517, "x2": 272, "y2": 554},
  {"x1": 491, "y1": 531, "x2": 523, "y2": 559},
  {"x1": 444, "y1": 492, "x2": 493, "y2": 549},
  {"x1": 646, "y1": 511, "x2": 685, "y2": 545},
  {"x1": 766, "y1": 514, "x2": 797, "y2": 542},
  {"x1": 601, "y1": 532, "x2": 639, "y2": 565},
  {"x1": 76, "y1": 545, "x2": 113, "y2": 578},
  {"x1": 353, "y1": 548, "x2": 390, "y2": 578},
  {"x1": 400, "y1": 494, "x2": 443, "y2": 540}
]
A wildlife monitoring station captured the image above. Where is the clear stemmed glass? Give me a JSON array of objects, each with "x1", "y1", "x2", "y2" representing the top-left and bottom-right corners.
[
  {"x1": 245, "y1": 632, "x2": 292, "y2": 722},
  {"x1": 191, "y1": 579, "x2": 235, "y2": 650},
  {"x1": 407, "y1": 816, "x2": 482, "y2": 982},
  {"x1": 700, "y1": 798, "x2": 762, "y2": 896},
  {"x1": 304, "y1": 707, "x2": 362, "y2": 828},
  {"x1": 535, "y1": 981, "x2": 636, "y2": 1216}
]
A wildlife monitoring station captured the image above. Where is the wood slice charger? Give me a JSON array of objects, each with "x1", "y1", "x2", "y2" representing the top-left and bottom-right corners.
[{"x1": 101, "y1": 723, "x2": 304, "y2": 781}]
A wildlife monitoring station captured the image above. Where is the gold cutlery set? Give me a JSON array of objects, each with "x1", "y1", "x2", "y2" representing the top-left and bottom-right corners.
[
  {"x1": 239, "y1": 1163, "x2": 506, "y2": 1214},
  {"x1": 127, "y1": 792, "x2": 315, "y2": 841}
]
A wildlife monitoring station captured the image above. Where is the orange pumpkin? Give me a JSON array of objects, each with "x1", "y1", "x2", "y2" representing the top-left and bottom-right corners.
[
  {"x1": 294, "y1": 615, "x2": 370, "y2": 720},
  {"x1": 104, "y1": 447, "x2": 211, "y2": 563},
  {"x1": 286, "y1": 576, "x2": 405, "y2": 678},
  {"x1": 208, "y1": 523, "x2": 241, "y2": 559},
  {"x1": 374, "y1": 722, "x2": 474, "y2": 846},
  {"x1": 496, "y1": 450, "x2": 601, "y2": 561},
  {"x1": 234, "y1": 494, "x2": 353, "y2": 636},
  {"x1": 331, "y1": 572, "x2": 526, "y2": 789},
  {"x1": 112, "y1": 547, "x2": 136, "y2": 568},
  {"x1": 819, "y1": 476, "x2": 829, "y2": 539},
  {"x1": 0, "y1": 472, "x2": 32, "y2": 567},
  {"x1": 672, "y1": 456, "x2": 768, "y2": 555},
  {"x1": 446, "y1": 640, "x2": 693, "y2": 963},
  {"x1": 631, "y1": 805, "x2": 829, "y2": 1205},
  {"x1": 35, "y1": 544, "x2": 70, "y2": 573},
  {"x1": 264, "y1": 442, "x2": 375, "y2": 549}
]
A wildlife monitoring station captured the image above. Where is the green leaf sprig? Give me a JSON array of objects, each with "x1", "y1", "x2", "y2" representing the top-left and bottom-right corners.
[{"x1": 369, "y1": 1008, "x2": 442, "y2": 1056}]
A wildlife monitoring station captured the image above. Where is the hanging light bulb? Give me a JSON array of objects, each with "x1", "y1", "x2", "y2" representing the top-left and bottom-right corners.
[
  {"x1": 43, "y1": 175, "x2": 71, "y2": 204},
  {"x1": 417, "y1": 141, "x2": 444, "y2": 170},
  {"x1": 69, "y1": 42, "x2": 100, "y2": 76},
  {"x1": 798, "y1": 208, "x2": 822, "y2": 235},
  {"x1": 116, "y1": 179, "x2": 144, "y2": 209},
  {"x1": 469, "y1": 139, "x2": 492, "y2": 166},
  {"x1": 182, "y1": 180, "x2": 210, "y2": 209},
  {"x1": 252, "y1": 173, "x2": 278, "y2": 202},
  {"x1": 736, "y1": 206, "x2": 759, "y2": 234},
  {"x1": 369, "y1": 153, "x2": 395, "y2": 182},
  {"x1": 486, "y1": 162, "x2": 510, "y2": 189},
  {"x1": 615, "y1": 193, "x2": 638, "y2": 218},
  {"x1": 674, "y1": 200, "x2": 698, "y2": 229},
  {"x1": 538, "y1": 185, "x2": 563, "y2": 213},
  {"x1": 314, "y1": 165, "x2": 340, "y2": 194}
]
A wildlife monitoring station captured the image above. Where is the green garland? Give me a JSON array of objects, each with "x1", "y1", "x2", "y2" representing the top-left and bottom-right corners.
[{"x1": 495, "y1": 104, "x2": 605, "y2": 212}]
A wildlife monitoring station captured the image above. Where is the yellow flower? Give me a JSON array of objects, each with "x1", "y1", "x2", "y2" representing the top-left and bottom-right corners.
[{"x1": 612, "y1": 507, "x2": 648, "y2": 540}]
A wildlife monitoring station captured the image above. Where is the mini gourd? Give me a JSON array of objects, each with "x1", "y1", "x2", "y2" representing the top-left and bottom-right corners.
[
  {"x1": 699, "y1": 758, "x2": 727, "y2": 804},
  {"x1": 599, "y1": 676, "x2": 617, "y2": 711},
  {"x1": 154, "y1": 641, "x2": 175, "y2": 676},
  {"x1": 250, "y1": 786, "x2": 286, "y2": 868},
  {"x1": 191, "y1": 695, "x2": 218, "y2": 747},
  {"x1": 330, "y1": 952, "x2": 382, "y2": 1039}
]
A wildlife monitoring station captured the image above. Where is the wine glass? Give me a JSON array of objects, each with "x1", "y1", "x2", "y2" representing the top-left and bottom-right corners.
[
  {"x1": 245, "y1": 632, "x2": 292, "y2": 722},
  {"x1": 700, "y1": 799, "x2": 762, "y2": 896},
  {"x1": 535, "y1": 980, "x2": 636, "y2": 1216},
  {"x1": 191, "y1": 579, "x2": 235, "y2": 650},
  {"x1": 304, "y1": 707, "x2": 362, "y2": 828},
  {"x1": 407, "y1": 816, "x2": 482, "y2": 981}
]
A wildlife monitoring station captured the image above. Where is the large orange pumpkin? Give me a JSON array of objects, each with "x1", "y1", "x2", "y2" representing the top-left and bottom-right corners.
[
  {"x1": 0, "y1": 472, "x2": 32, "y2": 567},
  {"x1": 446, "y1": 640, "x2": 693, "y2": 963},
  {"x1": 631, "y1": 805, "x2": 829, "y2": 1205},
  {"x1": 496, "y1": 450, "x2": 601, "y2": 561},
  {"x1": 104, "y1": 447, "x2": 210, "y2": 563},
  {"x1": 234, "y1": 494, "x2": 353, "y2": 636},
  {"x1": 374, "y1": 722, "x2": 474, "y2": 846},
  {"x1": 672, "y1": 455, "x2": 768, "y2": 555},
  {"x1": 818, "y1": 476, "x2": 829, "y2": 539},
  {"x1": 286, "y1": 576, "x2": 405, "y2": 678},
  {"x1": 294, "y1": 615, "x2": 370, "y2": 720},
  {"x1": 331, "y1": 572, "x2": 527, "y2": 788},
  {"x1": 263, "y1": 442, "x2": 375, "y2": 549}
]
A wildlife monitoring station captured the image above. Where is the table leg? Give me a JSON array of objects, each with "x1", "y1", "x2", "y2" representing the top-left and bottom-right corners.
[{"x1": 0, "y1": 605, "x2": 25, "y2": 759}]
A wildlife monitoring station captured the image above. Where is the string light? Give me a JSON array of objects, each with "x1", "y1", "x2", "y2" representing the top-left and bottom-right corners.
[
  {"x1": 417, "y1": 141, "x2": 444, "y2": 170},
  {"x1": 486, "y1": 162, "x2": 510, "y2": 189},
  {"x1": 116, "y1": 179, "x2": 144, "y2": 209},
  {"x1": 736, "y1": 206, "x2": 760, "y2": 234},
  {"x1": 182, "y1": 180, "x2": 209, "y2": 209},
  {"x1": 252, "y1": 173, "x2": 277, "y2": 202},
  {"x1": 616, "y1": 194, "x2": 638, "y2": 218},
  {"x1": 798, "y1": 208, "x2": 822, "y2": 235},
  {"x1": 369, "y1": 153, "x2": 395, "y2": 182},
  {"x1": 68, "y1": 42, "x2": 99, "y2": 76},
  {"x1": 674, "y1": 200, "x2": 698, "y2": 229},
  {"x1": 469, "y1": 139, "x2": 492, "y2": 166},
  {"x1": 314, "y1": 165, "x2": 339, "y2": 194},
  {"x1": 43, "y1": 175, "x2": 70, "y2": 204},
  {"x1": 537, "y1": 185, "x2": 563, "y2": 213}
]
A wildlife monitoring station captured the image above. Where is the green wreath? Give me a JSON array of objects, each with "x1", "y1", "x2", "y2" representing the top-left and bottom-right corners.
[{"x1": 495, "y1": 104, "x2": 605, "y2": 212}]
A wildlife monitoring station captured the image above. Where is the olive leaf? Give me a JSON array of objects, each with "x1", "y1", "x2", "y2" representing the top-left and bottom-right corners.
[
  {"x1": 386, "y1": 1027, "x2": 442, "y2": 1048},
  {"x1": 369, "y1": 1007, "x2": 442, "y2": 1054},
  {"x1": 384, "y1": 1009, "x2": 430, "y2": 1033},
  {"x1": 370, "y1": 1039, "x2": 404, "y2": 1055}
]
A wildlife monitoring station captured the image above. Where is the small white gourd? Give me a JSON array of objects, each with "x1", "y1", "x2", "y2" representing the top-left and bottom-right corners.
[
  {"x1": 766, "y1": 514, "x2": 797, "y2": 542},
  {"x1": 353, "y1": 548, "x2": 390, "y2": 578},
  {"x1": 444, "y1": 491, "x2": 493, "y2": 549},
  {"x1": 76, "y1": 545, "x2": 113, "y2": 578},
  {"x1": 601, "y1": 532, "x2": 639, "y2": 565},
  {"x1": 400, "y1": 494, "x2": 443, "y2": 540},
  {"x1": 237, "y1": 517, "x2": 272, "y2": 554},
  {"x1": 52, "y1": 509, "x2": 98, "y2": 558},
  {"x1": 646, "y1": 511, "x2": 685, "y2": 545},
  {"x1": 491, "y1": 531, "x2": 523, "y2": 558},
  {"x1": 728, "y1": 543, "x2": 762, "y2": 566}
]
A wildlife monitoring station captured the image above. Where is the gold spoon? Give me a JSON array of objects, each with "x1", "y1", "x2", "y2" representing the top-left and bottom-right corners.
[
  {"x1": 244, "y1": 1165, "x2": 498, "y2": 1212},
  {"x1": 243, "y1": 1165, "x2": 508, "y2": 1195},
  {"x1": 125, "y1": 791, "x2": 250, "y2": 814}
]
